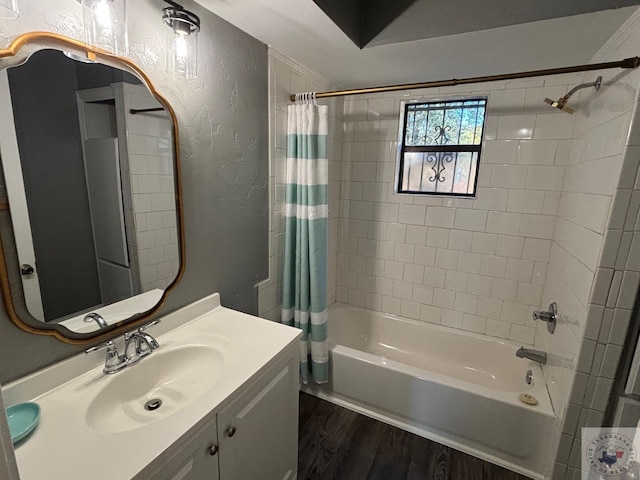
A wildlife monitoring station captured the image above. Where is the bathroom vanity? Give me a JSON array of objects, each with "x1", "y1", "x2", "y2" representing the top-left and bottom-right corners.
[{"x1": 2, "y1": 294, "x2": 301, "y2": 480}]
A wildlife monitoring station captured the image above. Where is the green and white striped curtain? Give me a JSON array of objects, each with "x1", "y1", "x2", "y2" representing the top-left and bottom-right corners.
[{"x1": 281, "y1": 94, "x2": 329, "y2": 384}]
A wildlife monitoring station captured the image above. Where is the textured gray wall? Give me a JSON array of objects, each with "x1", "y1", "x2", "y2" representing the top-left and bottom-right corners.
[{"x1": 0, "y1": 0, "x2": 268, "y2": 384}]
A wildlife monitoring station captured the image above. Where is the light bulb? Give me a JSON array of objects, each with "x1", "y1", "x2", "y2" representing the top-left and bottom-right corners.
[
  {"x1": 83, "y1": 0, "x2": 128, "y2": 55},
  {"x1": 94, "y1": 0, "x2": 112, "y2": 29},
  {"x1": 175, "y1": 34, "x2": 188, "y2": 59}
]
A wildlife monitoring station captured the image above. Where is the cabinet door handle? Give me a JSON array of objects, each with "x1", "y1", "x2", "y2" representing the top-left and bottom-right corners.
[
  {"x1": 226, "y1": 426, "x2": 237, "y2": 438},
  {"x1": 208, "y1": 443, "x2": 219, "y2": 456}
]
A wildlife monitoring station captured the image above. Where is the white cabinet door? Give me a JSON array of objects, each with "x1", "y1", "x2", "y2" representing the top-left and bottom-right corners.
[
  {"x1": 218, "y1": 355, "x2": 299, "y2": 480},
  {"x1": 153, "y1": 416, "x2": 220, "y2": 480}
]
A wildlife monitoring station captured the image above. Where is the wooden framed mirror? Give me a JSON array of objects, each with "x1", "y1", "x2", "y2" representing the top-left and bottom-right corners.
[{"x1": 0, "y1": 32, "x2": 185, "y2": 344}]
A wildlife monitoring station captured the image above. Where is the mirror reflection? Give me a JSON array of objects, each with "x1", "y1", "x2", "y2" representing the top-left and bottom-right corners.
[{"x1": 0, "y1": 49, "x2": 180, "y2": 334}]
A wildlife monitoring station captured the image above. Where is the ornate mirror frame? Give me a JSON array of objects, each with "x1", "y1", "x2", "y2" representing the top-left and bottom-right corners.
[{"x1": 0, "y1": 32, "x2": 186, "y2": 344}]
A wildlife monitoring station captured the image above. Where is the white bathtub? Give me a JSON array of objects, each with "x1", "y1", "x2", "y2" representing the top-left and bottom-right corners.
[{"x1": 303, "y1": 303, "x2": 555, "y2": 479}]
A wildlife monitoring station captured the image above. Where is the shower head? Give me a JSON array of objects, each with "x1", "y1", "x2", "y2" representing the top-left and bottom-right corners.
[
  {"x1": 543, "y1": 97, "x2": 575, "y2": 114},
  {"x1": 543, "y1": 76, "x2": 602, "y2": 114}
]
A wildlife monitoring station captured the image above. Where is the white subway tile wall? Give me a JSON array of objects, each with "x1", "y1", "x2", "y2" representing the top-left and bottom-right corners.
[
  {"x1": 337, "y1": 80, "x2": 578, "y2": 346},
  {"x1": 122, "y1": 84, "x2": 180, "y2": 293},
  {"x1": 546, "y1": 10, "x2": 640, "y2": 480}
]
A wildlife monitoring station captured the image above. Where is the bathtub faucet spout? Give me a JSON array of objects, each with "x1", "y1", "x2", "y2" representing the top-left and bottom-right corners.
[{"x1": 516, "y1": 347, "x2": 547, "y2": 365}]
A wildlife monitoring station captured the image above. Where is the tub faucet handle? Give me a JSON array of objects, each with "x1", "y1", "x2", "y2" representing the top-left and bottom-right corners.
[{"x1": 532, "y1": 302, "x2": 557, "y2": 334}]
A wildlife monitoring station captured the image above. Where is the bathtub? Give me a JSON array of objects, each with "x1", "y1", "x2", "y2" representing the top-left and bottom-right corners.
[{"x1": 303, "y1": 303, "x2": 555, "y2": 479}]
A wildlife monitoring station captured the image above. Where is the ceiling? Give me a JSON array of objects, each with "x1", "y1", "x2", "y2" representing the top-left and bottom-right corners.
[
  {"x1": 365, "y1": 0, "x2": 640, "y2": 48},
  {"x1": 195, "y1": 0, "x2": 640, "y2": 90},
  {"x1": 311, "y1": 0, "x2": 419, "y2": 48}
]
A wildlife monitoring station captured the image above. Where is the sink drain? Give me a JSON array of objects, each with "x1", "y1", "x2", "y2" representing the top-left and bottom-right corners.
[{"x1": 145, "y1": 398, "x2": 163, "y2": 411}]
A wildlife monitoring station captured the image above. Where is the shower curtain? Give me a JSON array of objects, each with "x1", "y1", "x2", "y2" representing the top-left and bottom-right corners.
[{"x1": 281, "y1": 94, "x2": 329, "y2": 384}]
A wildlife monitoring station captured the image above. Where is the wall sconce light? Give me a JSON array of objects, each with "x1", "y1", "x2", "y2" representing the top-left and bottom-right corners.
[
  {"x1": 163, "y1": 0, "x2": 200, "y2": 79},
  {"x1": 0, "y1": 0, "x2": 19, "y2": 19},
  {"x1": 82, "y1": 0, "x2": 128, "y2": 55}
]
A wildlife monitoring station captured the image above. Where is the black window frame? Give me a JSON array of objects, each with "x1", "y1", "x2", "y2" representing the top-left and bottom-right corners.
[{"x1": 395, "y1": 97, "x2": 487, "y2": 197}]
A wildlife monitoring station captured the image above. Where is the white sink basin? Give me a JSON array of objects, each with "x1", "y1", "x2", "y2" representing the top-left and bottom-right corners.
[
  {"x1": 7, "y1": 293, "x2": 302, "y2": 480},
  {"x1": 85, "y1": 345, "x2": 224, "y2": 434}
]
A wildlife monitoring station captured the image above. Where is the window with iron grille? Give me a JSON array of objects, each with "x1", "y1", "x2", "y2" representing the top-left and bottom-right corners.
[{"x1": 396, "y1": 98, "x2": 487, "y2": 196}]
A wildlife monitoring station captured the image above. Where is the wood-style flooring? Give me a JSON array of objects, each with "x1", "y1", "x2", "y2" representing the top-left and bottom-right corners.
[{"x1": 298, "y1": 392, "x2": 532, "y2": 480}]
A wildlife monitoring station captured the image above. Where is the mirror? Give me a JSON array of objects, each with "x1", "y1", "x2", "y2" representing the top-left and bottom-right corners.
[{"x1": 0, "y1": 33, "x2": 184, "y2": 342}]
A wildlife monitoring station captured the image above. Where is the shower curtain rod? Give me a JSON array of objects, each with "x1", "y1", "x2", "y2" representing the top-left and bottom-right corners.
[{"x1": 289, "y1": 56, "x2": 640, "y2": 102}]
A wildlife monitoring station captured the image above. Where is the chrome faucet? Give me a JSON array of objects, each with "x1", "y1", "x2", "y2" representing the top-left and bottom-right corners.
[
  {"x1": 85, "y1": 319, "x2": 160, "y2": 374},
  {"x1": 84, "y1": 312, "x2": 108, "y2": 329},
  {"x1": 516, "y1": 347, "x2": 547, "y2": 365},
  {"x1": 124, "y1": 331, "x2": 159, "y2": 366}
]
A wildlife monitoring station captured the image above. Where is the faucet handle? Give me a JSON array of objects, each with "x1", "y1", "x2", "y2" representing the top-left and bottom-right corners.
[
  {"x1": 124, "y1": 319, "x2": 161, "y2": 339},
  {"x1": 532, "y1": 302, "x2": 557, "y2": 334},
  {"x1": 138, "y1": 319, "x2": 160, "y2": 332},
  {"x1": 85, "y1": 340, "x2": 127, "y2": 374},
  {"x1": 85, "y1": 339, "x2": 117, "y2": 354}
]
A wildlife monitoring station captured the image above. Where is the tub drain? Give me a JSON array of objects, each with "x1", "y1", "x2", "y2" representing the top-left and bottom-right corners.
[
  {"x1": 145, "y1": 398, "x2": 163, "y2": 411},
  {"x1": 519, "y1": 393, "x2": 538, "y2": 406}
]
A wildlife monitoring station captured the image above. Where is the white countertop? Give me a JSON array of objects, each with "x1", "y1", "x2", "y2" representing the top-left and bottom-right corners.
[{"x1": 3, "y1": 294, "x2": 301, "y2": 480}]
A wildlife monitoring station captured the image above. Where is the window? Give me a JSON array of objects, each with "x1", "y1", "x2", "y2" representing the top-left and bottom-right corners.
[{"x1": 396, "y1": 97, "x2": 487, "y2": 196}]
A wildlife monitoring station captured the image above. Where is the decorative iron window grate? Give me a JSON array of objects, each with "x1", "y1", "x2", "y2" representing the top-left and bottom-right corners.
[{"x1": 396, "y1": 98, "x2": 487, "y2": 196}]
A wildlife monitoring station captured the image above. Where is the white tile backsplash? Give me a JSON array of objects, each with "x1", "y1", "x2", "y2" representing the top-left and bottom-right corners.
[
  {"x1": 482, "y1": 140, "x2": 519, "y2": 164},
  {"x1": 398, "y1": 204, "x2": 426, "y2": 225},
  {"x1": 480, "y1": 255, "x2": 508, "y2": 277},
  {"x1": 473, "y1": 187, "x2": 509, "y2": 211},
  {"x1": 425, "y1": 207, "x2": 455, "y2": 228},
  {"x1": 496, "y1": 234, "x2": 525, "y2": 258},
  {"x1": 534, "y1": 112, "x2": 575, "y2": 140},
  {"x1": 497, "y1": 114, "x2": 535, "y2": 140},
  {"x1": 454, "y1": 208, "x2": 487, "y2": 231},
  {"x1": 486, "y1": 211, "x2": 522, "y2": 235},
  {"x1": 491, "y1": 165, "x2": 528, "y2": 189},
  {"x1": 517, "y1": 139, "x2": 558, "y2": 165},
  {"x1": 507, "y1": 189, "x2": 545, "y2": 214},
  {"x1": 471, "y1": 232, "x2": 498, "y2": 254}
]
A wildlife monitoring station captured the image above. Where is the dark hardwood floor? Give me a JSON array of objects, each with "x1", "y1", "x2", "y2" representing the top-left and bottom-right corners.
[{"x1": 298, "y1": 392, "x2": 532, "y2": 480}]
